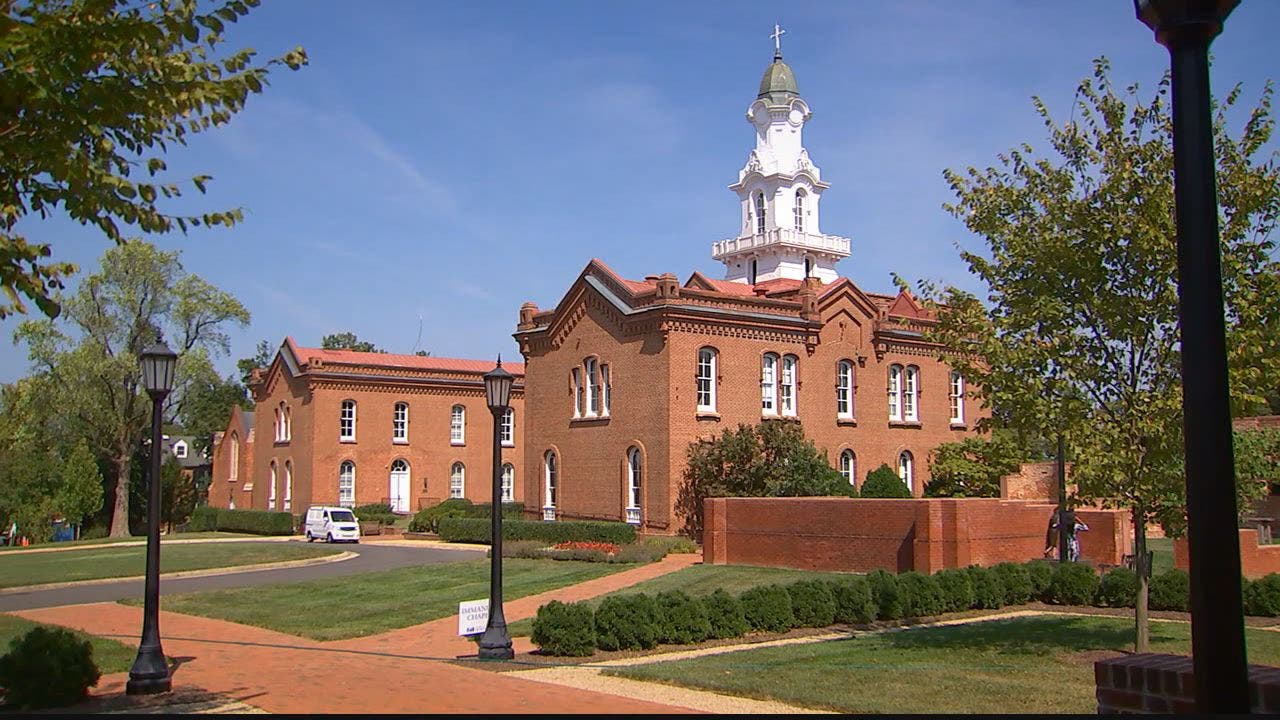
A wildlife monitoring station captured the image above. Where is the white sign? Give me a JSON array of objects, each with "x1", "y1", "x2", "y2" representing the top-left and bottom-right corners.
[{"x1": 458, "y1": 598, "x2": 489, "y2": 636}]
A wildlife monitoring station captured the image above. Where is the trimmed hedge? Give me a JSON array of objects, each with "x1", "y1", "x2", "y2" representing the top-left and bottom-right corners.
[
  {"x1": 408, "y1": 498, "x2": 477, "y2": 534},
  {"x1": 740, "y1": 584, "x2": 796, "y2": 633},
  {"x1": 353, "y1": 503, "x2": 398, "y2": 526},
  {"x1": 0, "y1": 626, "x2": 101, "y2": 709},
  {"x1": 867, "y1": 569, "x2": 904, "y2": 620},
  {"x1": 786, "y1": 581, "x2": 837, "y2": 628},
  {"x1": 530, "y1": 601, "x2": 595, "y2": 656},
  {"x1": 594, "y1": 595, "x2": 659, "y2": 650},
  {"x1": 1245, "y1": 574, "x2": 1280, "y2": 617},
  {"x1": 1024, "y1": 559, "x2": 1054, "y2": 597},
  {"x1": 702, "y1": 589, "x2": 749, "y2": 639},
  {"x1": 898, "y1": 571, "x2": 945, "y2": 618},
  {"x1": 935, "y1": 569, "x2": 976, "y2": 614},
  {"x1": 438, "y1": 517, "x2": 637, "y2": 545},
  {"x1": 991, "y1": 562, "x2": 1033, "y2": 605},
  {"x1": 655, "y1": 590, "x2": 712, "y2": 645},
  {"x1": 1149, "y1": 569, "x2": 1190, "y2": 612},
  {"x1": 1095, "y1": 568, "x2": 1138, "y2": 608},
  {"x1": 1045, "y1": 562, "x2": 1100, "y2": 606},
  {"x1": 967, "y1": 566, "x2": 1005, "y2": 610},
  {"x1": 861, "y1": 464, "x2": 913, "y2": 498},
  {"x1": 830, "y1": 577, "x2": 876, "y2": 625},
  {"x1": 188, "y1": 507, "x2": 294, "y2": 535}
]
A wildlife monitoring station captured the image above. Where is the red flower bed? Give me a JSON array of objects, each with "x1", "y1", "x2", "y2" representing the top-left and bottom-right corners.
[{"x1": 552, "y1": 540, "x2": 620, "y2": 555}]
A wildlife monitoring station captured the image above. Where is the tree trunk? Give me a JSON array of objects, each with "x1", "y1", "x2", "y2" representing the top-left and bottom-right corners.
[
  {"x1": 1134, "y1": 510, "x2": 1150, "y2": 652},
  {"x1": 109, "y1": 454, "x2": 132, "y2": 538}
]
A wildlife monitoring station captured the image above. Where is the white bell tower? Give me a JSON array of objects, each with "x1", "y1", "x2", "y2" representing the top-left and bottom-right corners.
[{"x1": 712, "y1": 26, "x2": 850, "y2": 285}]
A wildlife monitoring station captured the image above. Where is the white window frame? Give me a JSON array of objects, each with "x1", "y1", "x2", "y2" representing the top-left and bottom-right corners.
[
  {"x1": 284, "y1": 460, "x2": 293, "y2": 511},
  {"x1": 230, "y1": 433, "x2": 239, "y2": 480},
  {"x1": 340, "y1": 400, "x2": 356, "y2": 442},
  {"x1": 761, "y1": 353, "x2": 778, "y2": 415},
  {"x1": 696, "y1": 347, "x2": 717, "y2": 412},
  {"x1": 794, "y1": 188, "x2": 806, "y2": 232},
  {"x1": 601, "y1": 363, "x2": 611, "y2": 416},
  {"x1": 754, "y1": 191, "x2": 766, "y2": 234},
  {"x1": 390, "y1": 458, "x2": 410, "y2": 512},
  {"x1": 949, "y1": 372, "x2": 965, "y2": 424},
  {"x1": 393, "y1": 402, "x2": 409, "y2": 443},
  {"x1": 274, "y1": 407, "x2": 281, "y2": 442},
  {"x1": 450, "y1": 405, "x2": 465, "y2": 445},
  {"x1": 450, "y1": 462, "x2": 465, "y2": 499},
  {"x1": 284, "y1": 406, "x2": 291, "y2": 441},
  {"x1": 780, "y1": 354, "x2": 798, "y2": 417},
  {"x1": 571, "y1": 368, "x2": 583, "y2": 418},
  {"x1": 626, "y1": 447, "x2": 642, "y2": 525},
  {"x1": 268, "y1": 461, "x2": 277, "y2": 510},
  {"x1": 840, "y1": 449, "x2": 856, "y2": 487},
  {"x1": 888, "y1": 365, "x2": 903, "y2": 421},
  {"x1": 585, "y1": 357, "x2": 600, "y2": 417},
  {"x1": 501, "y1": 463, "x2": 514, "y2": 503},
  {"x1": 836, "y1": 360, "x2": 854, "y2": 419},
  {"x1": 173, "y1": 440, "x2": 188, "y2": 459},
  {"x1": 898, "y1": 451, "x2": 914, "y2": 493},
  {"x1": 501, "y1": 408, "x2": 515, "y2": 446},
  {"x1": 544, "y1": 451, "x2": 558, "y2": 510},
  {"x1": 903, "y1": 366, "x2": 919, "y2": 422},
  {"x1": 339, "y1": 461, "x2": 356, "y2": 507}
]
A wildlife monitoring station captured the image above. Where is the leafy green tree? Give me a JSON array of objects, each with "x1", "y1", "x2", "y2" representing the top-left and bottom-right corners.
[
  {"x1": 236, "y1": 339, "x2": 274, "y2": 387},
  {"x1": 860, "y1": 464, "x2": 912, "y2": 498},
  {"x1": 0, "y1": 379, "x2": 70, "y2": 543},
  {"x1": 0, "y1": 0, "x2": 306, "y2": 319},
  {"x1": 179, "y1": 351, "x2": 250, "y2": 454},
  {"x1": 57, "y1": 441, "x2": 104, "y2": 537},
  {"x1": 159, "y1": 457, "x2": 196, "y2": 533},
  {"x1": 677, "y1": 420, "x2": 853, "y2": 537},
  {"x1": 16, "y1": 241, "x2": 249, "y2": 537},
  {"x1": 1235, "y1": 428, "x2": 1280, "y2": 514},
  {"x1": 320, "y1": 332, "x2": 384, "y2": 353},
  {"x1": 920, "y1": 59, "x2": 1280, "y2": 651},
  {"x1": 925, "y1": 432, "x2": 1029, "y2": 498}
]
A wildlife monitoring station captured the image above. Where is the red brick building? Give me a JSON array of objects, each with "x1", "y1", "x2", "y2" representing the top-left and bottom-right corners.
[{"x1": 210, "y1": 338, "x2": 524, "y2": 514}]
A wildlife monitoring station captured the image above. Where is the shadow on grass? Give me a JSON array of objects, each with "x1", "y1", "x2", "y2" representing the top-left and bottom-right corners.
[{"x1": 879, "y1": 616, "x2": 1179, "y2": 655}]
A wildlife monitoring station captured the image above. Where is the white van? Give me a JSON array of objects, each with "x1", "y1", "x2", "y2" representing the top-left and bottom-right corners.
[{"x1": 304, "y1": 506, "x2": 361, "y2": 543}]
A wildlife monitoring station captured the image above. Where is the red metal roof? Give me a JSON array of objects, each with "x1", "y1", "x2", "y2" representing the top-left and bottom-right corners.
[{"x1": 285, "y1": 338, "x2": 524, "y2": 375}]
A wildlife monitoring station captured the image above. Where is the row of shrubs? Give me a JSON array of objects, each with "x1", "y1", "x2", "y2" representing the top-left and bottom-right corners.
[
  {"x1": 188, "y1": 507, "x2": 295, "y2": 535},
  {"x1": 351, "y1": 503, "x2": 400, "y2": 526},
  {"x1": 530, "y1": 560, "x2": 1280, "y2": 657},
  {"x1": 499, "y1": 536, "x2": 699, "y2": 564},
  {"x1": 438, "y1": 517, "x2": 637, "y2": 545},
  {"x1": 407, "y1": 499, "x2": 525, "y2": 534}
]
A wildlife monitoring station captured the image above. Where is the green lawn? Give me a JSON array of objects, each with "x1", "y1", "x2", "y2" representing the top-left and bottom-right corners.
[
  {"x1": 0, "y1": 543, "x2": 340, "y2": 589},
  {"x1": 136, "y1": 558, "x2": 631, "y2": 641},
  {"x1": 607, "y1": 615, "x2": 1280, "y2": 714},
  {"x1": 508, "y1": 564, "x2": 857, "y2": 636},
  {"x1": 0, "y1": 614, "x2": 134, "y2": 674},
  {"x1": 0, "y1": 531, "x2": 256, "y2": 552}
]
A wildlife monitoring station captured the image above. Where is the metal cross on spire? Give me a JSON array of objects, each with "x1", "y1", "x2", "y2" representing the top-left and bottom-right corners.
[{"x1": 771, "y1": 23, "x2": 786, "y2": 58}]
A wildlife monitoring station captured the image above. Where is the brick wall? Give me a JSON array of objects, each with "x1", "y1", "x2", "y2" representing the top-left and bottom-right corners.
[
  {"x1": 1234, "y1": 415, "x2": 1280, "y2": 430},
  {"x1": 1174, "y1": 528, "x2": 1280, "y2": 579},
  {"x1": 1000, "y1": 461, "x2": 1074, "y2": 501},
  {"x1": 703, "y1": 496, "x2": 1130, "y2": 573},
  {"x1": 1094, "y1": 653, "x2": 1280, "y2": 713}
]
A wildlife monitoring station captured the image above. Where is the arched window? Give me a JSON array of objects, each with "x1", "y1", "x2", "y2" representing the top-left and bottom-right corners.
[
  {"x1": 268, "y1": 461, "x2": 277, "y2": 510},
  {"x1": 571, "y1": 367, "x2": 583, "y2": 418},
  {"x1": 544, "y1": 451, "x2": 558, "y2": 513},
  {"x1": 887, "y1": 365, "x2": 903, "y2": 421},
  {"x1": 696, "y1": 347, "x2": 717, "y2": 412},
  {"x1": 840, "y1": 450, "x2": 857, "y2": 487},
  {"x1": 903, "y1": 366, "x2": 919, "y2": 422},
  {"x1": 761, "y1": 353, "x2": 778, "y2": 415},
  {"x1": 780, "y1": 354, "x2": 798, "y2": 417},
  {"x1": 278, "y1": 401, "x2": 288, "y2": 441},
  {"x1": 339, "y1": 461, "x2": 356, "y2": 507},
  {"x1": 501, "y1": 408, "x2": 515, "y2": 446},
  {"x1": 601, "y1": 363, "x2": 611, "y2": 416},
  {"x1": 389, "y1": 459, "x2": 410, "y2": 513},
  {"x1": 274, "y1": 407, "x2": 281, "y2": 442},
  {"x1": 450, "y1": 462, "x2": 465, "y2": 499},
  {"x1": 340, "y1": 400, "x2": 356, "y2": 441},
  {"x1": 284, "y1": 406, "x2": 291, "y2": 441},
  {"x1": 754, "y1": 191, "x2": 766, "y2": 234},
  {"x1": 230, "y1": 432, "x2": 239, "y2": 480},
  {"x1": 501, "y1": 463, "x2": 514, "y2": 503},
  {"x1": 450, "y1": 405, "x2": 465, "y2": 445},
  {"x1": 836, "y1": 360, "x2": 854, "y2": 419},
  {"x1": 626, "y1": 447, "x2": 642, "y2": 525},
  {"x1": 585, "y1": 357, "x2": 600, "y2": 416},
  {"x1": 393, "y1": 402, "x2": 409, "y2": 442},
  {"x1": 284, "y1": 460, "x2": 293, "y2": 512},
  {"x1": 794, "y1": 188, "x2": 806, "y2": 232},
  {"x1": 898, "y1": 451, "x2": 915, "y2": 493},
  {"x1": 749, "y1": 258, "x2": 758, "y2": 285},
  {"x1": 949, "y1": 372, "x2": 965, "y2": 424}
]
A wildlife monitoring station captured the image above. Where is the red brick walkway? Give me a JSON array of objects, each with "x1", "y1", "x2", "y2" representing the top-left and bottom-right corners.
[{"x1": 11, "y1": 553, "x2": 702, "y2": 714}]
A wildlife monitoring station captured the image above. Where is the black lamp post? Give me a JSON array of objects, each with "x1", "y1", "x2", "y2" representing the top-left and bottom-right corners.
[
  {"x1": 127, "y1": 337, "x2": 177, "y2": 695},
  {"x1": 1135, "y1": 0, "x2": 1248, "y2": 712},
  {"x1": 478, "y1": 356, "x2": 515, "y2": 660}
]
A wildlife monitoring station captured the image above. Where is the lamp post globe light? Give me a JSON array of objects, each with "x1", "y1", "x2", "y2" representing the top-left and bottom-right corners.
[
  {"x1": 127, "y1": 337, "x2": 177, "y2": 694},
  {"x1": 1134, "y1": 0, "x2": 1247, "y2": 712},
  {"x1": 478, "y1": 356, "x2": 514, "y2": 660}
]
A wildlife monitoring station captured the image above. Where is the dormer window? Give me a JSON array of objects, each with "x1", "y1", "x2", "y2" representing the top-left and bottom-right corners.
[{"x1": 173, "y1": 440, "x2": 188, "y2": 459}]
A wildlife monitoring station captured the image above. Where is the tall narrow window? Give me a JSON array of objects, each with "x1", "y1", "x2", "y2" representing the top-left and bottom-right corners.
[
  {"x1": 339, "y1": 461, "x2": 356, "y2": 507},
  {"x1": 544, "y1": 451, "x2": 558, "y2": 510},
  {"x1": 754, "y1": 191, "x2": 766, "y2": 234},
  {"x1": 887, "y1": 365, "x2": 903, "y2": 421},
  {"x1": 804, "y1": 256, "x2": 813, "y2": 278},
  {"x1": 501, "y1": 408, "x2": 515, "y2": 446},
  {"x1": 278, "y1": 402, "x2": 288, "y2": 441},
  {"x1": 780, "y1": 354, "x2": 798, "y2": 417},
  {"x1": 903, "y1": 366, "x2": 919, "y2": 422},
  {"x1": 450, "y1": 404, "x2": 465, "y2": 445},
  {"x1": 230, "y1": 432, "x2": 239, "y2": 479},
  {"x1": 794, "y1": 188, "x2": 806, "y2": 232},
  {"x1": 571, "y1": 368, "x2": 583, "y2": 418},
  {"x1": 898, "y1": 451, "x2": 914, "y2": 493},
  {"x1": 840, "y1": 450, "x2": 857, "y2": 487},
  {"x1": 501, "y1": 463, "x2": 514, "y2": 503},
  {"x1": 749, "y1": 258, "x2": 758, "y2": 285},
  {"x1": 274, "y1": 407, "x2": 281, "y2": 442},
  {"x1": 284, "y1": 406, "x2": 291, "y2": 440},
  {"x1": 284, "y1": 460, "x2": 293, "y2": 511},
  {"x1": 761, "y1": 353, "x2": 778, "y2": 415},
  {"x1": 450, "y1": 462, "x2": 465, "y2": 499},
  {"x1": 393, "y1": 402, "x2": 409, "y2": 442},
  {"x1": 626, "y1": 447, "x2": 642, "y2": 525},
  {"x1": 585, "y1": 357, "x2": 600, "y2": 417},
  {"x1": 696, "y1": 347, "x2": 717, "y2": 412},
  {"x1": 949, "y1": 372, "x2": 965, "y2": 424},
  {"x1": 340, "y1": 400, "x2": 356, "y2": 441},
  {"x1": 268, "y1": 461, "x2": 277, "y2": 510},
  {"x1": 601, "y1": 364, "x2": 611, "y2": 416},
  {"x1": 836, "y1": 360, "x2": 854, "y2": 419}
]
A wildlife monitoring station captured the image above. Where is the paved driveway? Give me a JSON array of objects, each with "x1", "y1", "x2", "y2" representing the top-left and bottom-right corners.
[{"x1": 0, "y1": 541, "x2": 484, "y2": 612}]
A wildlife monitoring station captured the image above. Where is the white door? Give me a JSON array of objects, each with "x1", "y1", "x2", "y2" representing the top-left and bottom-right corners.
[{"x1": 389, "y1": 460, "x2": 410, "y2": 514}]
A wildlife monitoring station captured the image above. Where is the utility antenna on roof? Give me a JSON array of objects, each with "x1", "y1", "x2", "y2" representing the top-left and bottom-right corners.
[{"x1": 411, "y1": 314, "x2": 423, "y2": 354}]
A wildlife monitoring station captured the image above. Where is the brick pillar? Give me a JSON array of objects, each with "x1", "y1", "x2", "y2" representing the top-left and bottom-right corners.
[
  {"x1": 912, "y1": 501, "x2": 942, "y2": 574},
  {"x1": 704, "y1": 498, "x2": 727, "y2": 565},
  {"x1": 1095, "y1": 653, "x2": 1280, "y2": 714}
]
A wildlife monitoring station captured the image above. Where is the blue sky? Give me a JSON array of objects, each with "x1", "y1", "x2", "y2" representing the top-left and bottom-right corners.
[{"x1": 5, "y1": 0, "x2": 1279, "y2": 383}]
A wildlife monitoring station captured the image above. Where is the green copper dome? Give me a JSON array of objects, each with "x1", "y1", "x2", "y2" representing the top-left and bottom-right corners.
[{"x1": 757, "y1": 53, "x2": 799, "y2": 104}]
